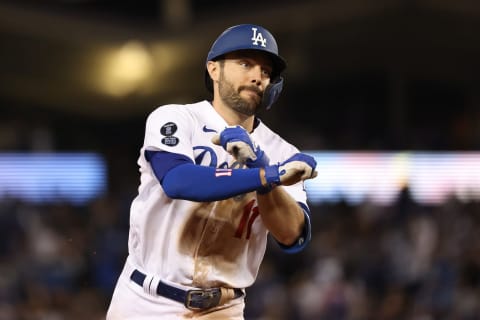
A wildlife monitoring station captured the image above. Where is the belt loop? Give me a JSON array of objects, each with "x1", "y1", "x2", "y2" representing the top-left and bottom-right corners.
[
  {"x1": 219, "y1": 288, "x2": 235, "y2": 306},
  {"x1": 149, "y1": 276, "x2": 161, "y2": 296},
  {"x1": 142, "y1": 274, "x2": 155, "y2": 296}
]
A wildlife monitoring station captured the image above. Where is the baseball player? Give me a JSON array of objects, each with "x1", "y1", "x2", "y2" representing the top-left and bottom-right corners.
[{"x1": 106, "y1": 24, "x2": 317, "y2": 319}]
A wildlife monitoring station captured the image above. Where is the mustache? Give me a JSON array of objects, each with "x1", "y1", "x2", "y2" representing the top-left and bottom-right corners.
[{"x1": 238, "y1": 85, "x2": 262, "y2": 97}]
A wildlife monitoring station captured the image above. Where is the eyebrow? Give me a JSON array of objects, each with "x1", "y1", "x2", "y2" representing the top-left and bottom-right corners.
[{"x1": 228, "y1": 54, "x2": 273, "y2": 71}]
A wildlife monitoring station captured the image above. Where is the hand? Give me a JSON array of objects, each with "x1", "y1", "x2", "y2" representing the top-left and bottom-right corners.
[
  {"x1": 212, "y1": 125, "x2": 269, "y2": 168},
  {"x1": 263, "y1": 153, "x2": 318, "y2": 187}
]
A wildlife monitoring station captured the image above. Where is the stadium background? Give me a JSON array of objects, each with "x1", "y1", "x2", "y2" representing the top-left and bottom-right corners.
[{"x1": 1, "y1": 0, "x2": 480, "y2": 319}]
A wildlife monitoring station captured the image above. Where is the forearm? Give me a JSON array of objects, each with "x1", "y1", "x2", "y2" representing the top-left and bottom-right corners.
[
  {"x1": 149, "y1": 151, "x2": 265, "y2": 202},
  {"x1": 162, "y1": 163, "x2": 264, "y2": 201},
  {"x1": 211, "y1": 127, "x2": 316, "y2": 250},
  {"x1": 256, "y1": 186, "x2": 305, "y2": 246}
]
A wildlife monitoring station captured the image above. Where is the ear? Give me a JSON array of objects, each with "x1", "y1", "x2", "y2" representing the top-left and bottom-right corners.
[{"x1": 206, "y1": 61, "x2": 220, "y2": 83}]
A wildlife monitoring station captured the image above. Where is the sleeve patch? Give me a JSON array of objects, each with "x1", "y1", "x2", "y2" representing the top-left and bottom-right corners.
[
  {"x1": 160, "y1": 122, "x2": 178, "y2": 136},
  {"x1": 161, "y1": 136, "x2": 179, "y2": 146}
]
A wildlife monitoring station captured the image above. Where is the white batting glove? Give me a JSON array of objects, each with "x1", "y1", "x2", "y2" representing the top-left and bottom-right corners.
[
  {"x1": 263, "y1": 153, "x2": 318, "y2": 188},
  {"x1": 212, "y1": 126, "x2": 270, "y2": 168}
]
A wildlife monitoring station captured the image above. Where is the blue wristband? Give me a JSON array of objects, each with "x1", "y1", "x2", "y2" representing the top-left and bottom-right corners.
[
  {"x1": 257, "y1": 165, "x2": 280, "y2": 194},
  {"x1": 264, "y1": 164, "x2": 281, "y2": 185}
]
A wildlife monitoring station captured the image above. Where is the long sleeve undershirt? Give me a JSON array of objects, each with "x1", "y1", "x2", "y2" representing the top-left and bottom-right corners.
[{"x1": 146, "y1": 150, "x2": 264, "y2": 202}]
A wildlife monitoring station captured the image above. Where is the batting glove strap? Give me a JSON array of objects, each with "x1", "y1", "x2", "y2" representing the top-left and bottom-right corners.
[
  {"x1": 217, "y1": 126, "x2": 270, "y2": 168},
  {"x1": 247, "y1": 148, "x2": 270, "y2": 168},
  {"x1": 260, "y1": 164, "x2": 281, "y2": 192}
]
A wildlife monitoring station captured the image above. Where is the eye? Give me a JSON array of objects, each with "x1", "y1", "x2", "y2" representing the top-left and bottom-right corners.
[
  {"x1": 239, "y1": 60, "x2": 250, "y2": 68},
  {"x1": 261, "y1": 68, "x2": 271, "y2": 78}
]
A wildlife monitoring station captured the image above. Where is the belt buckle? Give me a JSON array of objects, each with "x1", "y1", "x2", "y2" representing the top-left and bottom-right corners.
[{"x1": 184, "y1": 288, "x2": 221, "y2": 311}]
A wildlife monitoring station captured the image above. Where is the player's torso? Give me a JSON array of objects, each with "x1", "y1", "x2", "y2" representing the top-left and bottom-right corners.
[
  {"x1": 180, "y1": 105, "x2": 266, "y2": 287},
  {"x1": 130, "y1": 101, "x2": 270, "y2": 288}
]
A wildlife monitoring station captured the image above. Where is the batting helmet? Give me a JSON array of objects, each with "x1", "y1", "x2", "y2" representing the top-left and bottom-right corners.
[{"x1": 205, "y1": 24, "x2": 287, "y2": 110}]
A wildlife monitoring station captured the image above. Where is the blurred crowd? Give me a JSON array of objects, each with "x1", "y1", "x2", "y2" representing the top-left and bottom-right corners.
[
  {"x1": 1, "y1": 81, "x2": 479, "y2": 319},
  {"x1": 1, "y1": 185, "x2": 480, "y2": 319},
  {"x1": 247, "y1": 190, "x2": 480, "y2": 320},
  {"x1": 0, "y1": 194, "x2": 129, "y2": 320}
]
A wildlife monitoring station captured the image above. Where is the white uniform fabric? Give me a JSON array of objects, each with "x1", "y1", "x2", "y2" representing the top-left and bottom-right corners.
[{"x1": 107, "y1": 100, "x2": 308, "y2": 319}]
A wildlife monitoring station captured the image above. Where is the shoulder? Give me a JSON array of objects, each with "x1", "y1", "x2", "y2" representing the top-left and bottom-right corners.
[
  {"x1": 253, "y1": 121, "x2": 300, "y2": 160},
  {"x1": 146, "y1": 101, "x2": 208, "y2": 123},
  {"x1": 253, "y1": 120, "x2": 293, "y2": 146},
  {"x1": 147, "y1": 102, "x2": 195, "y2": 117}
]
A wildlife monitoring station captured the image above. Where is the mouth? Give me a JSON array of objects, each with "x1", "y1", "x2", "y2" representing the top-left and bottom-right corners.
[{"x1": 240, "y1": 87, "x2": 262, "y2": 98}]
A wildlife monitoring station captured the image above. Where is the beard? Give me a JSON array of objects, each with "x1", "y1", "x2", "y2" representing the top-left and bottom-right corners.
[{"x1": 218, "y1": 69, "x2": 262, "y2": 117}]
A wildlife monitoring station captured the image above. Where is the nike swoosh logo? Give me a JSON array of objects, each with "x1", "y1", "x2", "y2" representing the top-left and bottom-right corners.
[{"x1": 202, "y1": 125, "x2": 217, "y2": 133}]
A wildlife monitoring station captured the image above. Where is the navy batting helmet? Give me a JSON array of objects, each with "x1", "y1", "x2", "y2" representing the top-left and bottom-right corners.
[{"x1": 205, "y1": 24, "x2": 287, "y2": 110}]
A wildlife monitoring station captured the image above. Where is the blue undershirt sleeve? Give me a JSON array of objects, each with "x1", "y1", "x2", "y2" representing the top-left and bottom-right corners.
[
  {"x1": 146, "y1": 150, "x2": 264, "y2": 202},
  {"x1": 145, "y1": 150, "x2": 193, "y2": 182}
]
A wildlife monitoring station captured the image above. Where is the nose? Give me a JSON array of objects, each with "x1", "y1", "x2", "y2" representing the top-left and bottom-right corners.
[{"x1": 249, "y1": 66, "x2": 263, "y2": 86}]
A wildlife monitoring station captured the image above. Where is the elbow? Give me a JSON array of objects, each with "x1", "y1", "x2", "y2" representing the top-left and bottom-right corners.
[
  {"x1": 276, "y1": 229, "x2": 310, "y2": 254},
  {"x1": 277, "y1": 211, "x2": 311, "y2": 254},
  {"x1": 273, "y1": 217, "x2": 305, "y2": 245},
  {"x1": 161, "y1": 177, "x2": 184, "y2": 199},
  {"x1": 277, "y1": 230, "x2": 303, "y2": 247},
  {"x1": 161, "y1": 167, "x2": 197, "y2": 200},
  {"x1": 278, "y1": 211, "x2": 306, "y2": 245},
  {"x1": 163, "y1": 185, "x2": 181, "y2": 199}
]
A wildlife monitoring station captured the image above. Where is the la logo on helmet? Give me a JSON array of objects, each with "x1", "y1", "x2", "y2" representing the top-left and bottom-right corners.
[{"x1": 251, "y1": 28, "x2": 267, "y2": 47}]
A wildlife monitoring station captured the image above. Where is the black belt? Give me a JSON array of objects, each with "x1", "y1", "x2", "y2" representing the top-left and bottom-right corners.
[{"x1": 130, "y1": 269, "x2": 243, "y2": 311}]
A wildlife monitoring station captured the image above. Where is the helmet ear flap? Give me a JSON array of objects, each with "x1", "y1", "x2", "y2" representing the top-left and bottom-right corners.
[{"x1": 261, "y1": 77, "x2": 284, "y2": 110}]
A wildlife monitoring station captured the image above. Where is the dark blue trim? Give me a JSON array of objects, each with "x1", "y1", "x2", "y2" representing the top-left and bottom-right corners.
[{"x1": 276, "y1": 202, "x2": 311, "y2": 254}]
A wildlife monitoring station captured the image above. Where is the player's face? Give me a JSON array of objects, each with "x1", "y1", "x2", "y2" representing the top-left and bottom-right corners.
[{"x1": 217, "y1": 51, "x2": 272, "y2": 116}]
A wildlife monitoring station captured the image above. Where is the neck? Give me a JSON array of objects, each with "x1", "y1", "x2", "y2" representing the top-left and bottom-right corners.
[{"x1": 211, "y1": 98, "x2": 255, "y2": 132}]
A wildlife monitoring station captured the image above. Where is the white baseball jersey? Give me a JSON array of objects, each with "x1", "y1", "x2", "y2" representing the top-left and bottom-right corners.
[{"x1": 127, "y1": 100, "x2": 307, "y2": 290}]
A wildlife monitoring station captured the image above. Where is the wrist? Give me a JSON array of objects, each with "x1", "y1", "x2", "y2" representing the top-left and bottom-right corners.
[
  {"x1": 264, "y1": 164, "x2": 281, "y2": 186},
  {"x1": 247, "y1": 149, "x2": 270, "y2": 168},
  {"x1": 257, "y1": 165, "x2": 280, "y2": 194},
  {"x1": 259, "y1": 167, "x2": 268, "y2": 187}
]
